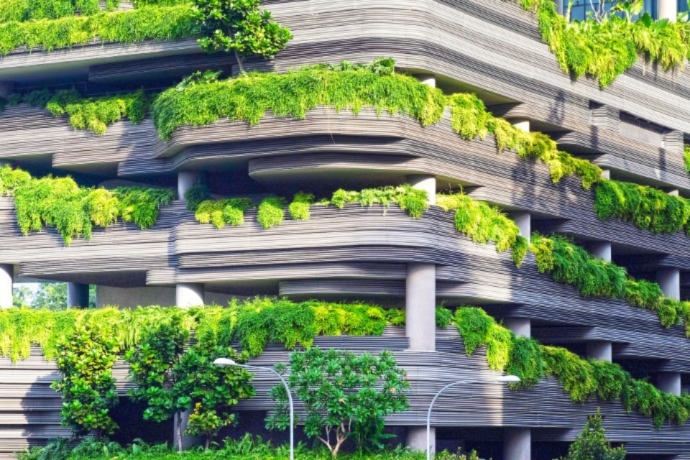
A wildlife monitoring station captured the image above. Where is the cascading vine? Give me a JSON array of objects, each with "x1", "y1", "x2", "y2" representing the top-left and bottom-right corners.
[{"x1": 2, "y1": 300, "x2": 689, "y2": 432}]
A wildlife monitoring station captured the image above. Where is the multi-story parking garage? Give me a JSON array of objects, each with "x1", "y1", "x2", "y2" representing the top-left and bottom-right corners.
[{"x1": 1, "y1": 0, "x2": 690, "y2": 458}]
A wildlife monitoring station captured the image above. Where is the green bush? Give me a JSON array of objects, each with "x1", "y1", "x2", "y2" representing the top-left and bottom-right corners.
[
  {"x1": 195, "y1": 198, "x2": 253, "y2": 228},
  {"x1": 454, "y1": 306, "x2": 690, "y2": 427},
  {"x1": 594, "y1": 180, "x2": 690, "y2": 235},
  {"x1": 558, "y1": 409, "x2": 626, "y2": 460},
  {"x1": 257, "y1": 196, "x2": 286, "y2": 229},
  {"x1": 183, "y1": 181, "x2": 211, "y2": 211},
  {"x1": 520, "y1": 0, "x2": 690, "y2": 87},
  {"x1": 288, "y1": 192, "x2": 314, "y2": 220},
  {"x1": 0, "y1": 4, "x2": 197, "y2": 55},
  {"x1": 530, "y1": 233, "x2": 687, "y2": 332}
]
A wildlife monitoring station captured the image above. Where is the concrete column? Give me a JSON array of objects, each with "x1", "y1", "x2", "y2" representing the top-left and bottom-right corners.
[
  {"x1": 657, "y1": 268, "x2": 680, "y2": 300},
  {"x1": 554, "y1": 0, "x2": 564, "y2": 15},
  {"x1": 407, "y1": 427, "x2": 435, "y2": 453},
  {"x1": 510, "y1": 118, "x2": 530, "y2": 133},
  {"x1": 510, "y1": 211, "x2": 531, "y2": 243},
  {"x1": 504, "y1": 428, "x2": 531, "y2": 460},
  {"x1": 667, "y1": 189, "x2": 680, "y2": 197},
  {"x1": 586, "y1": 341, "x2": 613, "y2": 362},
  {"x1": 589, "y1": 241, "x2": 612, "y2": 262},
  {"x1": 406, "y1": 264, "x2": 436, "y2": 351},
  {"x1": 657, "y1": 372, "x2": 681, "y2": 396},
  {"x1": 407, "y1": 174, "x2": 437, "y2": 206},
  {"x1": 658, "y1": 0, "x2": 677, "y2": 20},
  {"x1": 0, "y1": 82, "x2": 14, "y2": 98},
  {"x1": 600, "y1": 169, "x2": 611, "y2": 180},
  {"x1": 417, "y1": 74, "x2": 436, "y2": 88},
  {"x1": 0, "y1": 265, "x2": 12, "y2": 309},
  {"x1": 504, "y1": 318, "x2": 531, "y2": 338},
  {"x1": 67, "y1": 283, "x2": 90, "y2": 308},
  {"x1": 176, "y1": 283, "x2": 204, "y2": 308},
  {"x1": 177, "y1": 171, "x2": 200, "y2": 201}
]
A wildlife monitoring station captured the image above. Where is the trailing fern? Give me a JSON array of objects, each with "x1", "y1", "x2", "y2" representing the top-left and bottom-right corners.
[
  {"x1": 454, "y1": 306, "x2": 690, "y2": 428},
  {"x1": 0, "y1": 165, "x2": 173, "y2": 244}
]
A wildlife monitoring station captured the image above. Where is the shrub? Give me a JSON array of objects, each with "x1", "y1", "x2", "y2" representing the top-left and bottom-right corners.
[
  {"x1": 183, "y1": 181, "x2": 211, "y2": 212},
  {"x1": 195, "y1": 197, "x2": 253, "y2": 228},
  {"x1": 267, "y1": 347, "x2": 409, "y2": 456},
  {"x1": 288, "y1": 192, "x2": 314, "y2": 220},
  {"x1": 559, "y1": 409, "x2": 626, "y2": 460},
  {"x1": 257, "y1": 196, "x2": 286, "y2": 229}
]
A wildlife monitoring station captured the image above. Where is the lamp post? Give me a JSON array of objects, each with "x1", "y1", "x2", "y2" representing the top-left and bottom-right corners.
[
  {"x1": 426, "y1": 375, "x2": 521, "y2": 460},
  {"x1": 214, "y1": 358, "x2": 295, "y2": 460}
]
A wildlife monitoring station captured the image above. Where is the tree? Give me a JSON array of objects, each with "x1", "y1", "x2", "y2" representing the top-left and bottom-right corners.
[
  {"x1": 33, "y1": 283, "x2": 67, "y2": 310},
  {"x1": 267, "y1": 347, "x2": 410, "y2": 457},
  {"x1": 12, "y1": 284, "x2": 33, "y2": 307},
  {"x1": 52, "y1": 327, "x2": 119, "y2": 439},
  {"x1": 127, "y1": 320, "x2": 254, "y2": 451},
  {"x1": 191, "y1": 0, "x2": 293, "y2": 73},
  {"x1": 125, "y1": 315, "x2": 191, "y2": 451},
  {"x1": 559, "y1": 409, "x2": 626, "y2": 460},
  {"x1": 174, "y1": 342, "x2": 255, "y2": 450}
]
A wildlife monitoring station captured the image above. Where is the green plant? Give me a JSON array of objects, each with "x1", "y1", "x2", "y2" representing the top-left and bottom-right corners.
[
  {"x1": 327, "y1": 185, "x2": 429, "y2": 218},
  {"x1": 194, "y1": 197, "x2": 253, "y2": 228},
  {"x1": 594, "y1": 180, "x2": 690, "y2": 235},
  {"x1": 0, "y1": 165, "x2": 173, "y2": 244},
  {"x1": 174, "y1": 341, "x2": 255, "y2": 450},
  {"x1": 289, "y1": 192, "x2": 314, "y2": 220},
  {"x1": 530, "y1": 233, "x2": 687, "y2": 331},
  {"x1": 520, "y1": 0, "x2": 690, "y2": 87},
  {"x1": 52, "y1": 327, "x2": 119, "y2": 437},
  {"x1": 257, "y1": 196, "x2": 286, "y2": 229},
  {"x1": 126, "y1": 315, "x2": 191, "y2": 451},
  {"x1": 454, "y1": 306, "x2": 690, "y2": 428},
  {"x1": 558, "y1": 409, "x2": 626, "y2": 460},
  {"x1": 685, "y1": 145, "x2": 690, "y2": 173},
  {"x1": 183, "y1": 181, "x2": 211, "y2": 211},
  {"x1": 191, "y1": 0, "x2": 292, "y2": 73},
  {"x1": 0, "y1": 4, "x2": 197, "y2": 55},
  {"x1": 267, "y1": 347, "x2": 409, "y2": 456},
  {"x1": 438, "y1": 192, "x2": 528, "y2": 266}
]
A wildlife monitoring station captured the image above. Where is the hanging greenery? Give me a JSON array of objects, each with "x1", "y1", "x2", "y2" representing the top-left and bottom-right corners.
[
  {"x1": 530, "y1": 233, "x2": 690, "y2": 332},
  {"x1": 0, "y1": 4, "x2": 197, "y2": 55},
  {"x1": 594, "y1": 179, "x2": 690, "y2": 235},
  {"x1": 519, "y1": 0, "x2": 690, "y2": 87},
  {"x1": 454, "y1": 306, "x2": 690, "y2": 428},
  {"x1": 0, "y1": 165, "x2": 174, "y2": 245},
  {"x1": 4, "y1": 300, "x2": 689, "y2": 431}
]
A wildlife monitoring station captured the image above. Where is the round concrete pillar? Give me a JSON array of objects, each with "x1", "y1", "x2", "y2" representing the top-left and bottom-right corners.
[
  {"x1": 176, "y1": 283, "x2": 204, "y2": 308},
  {"x1": 667, "y1": 189, "x2": 680, "y2": 197},
  {"x1": 407, "y1": 426, "x2": 434, "y2": 453},
  {"x1": 0, "y1": 265, "x2": 12, "y2": 309},
  {"x1": 407, "y1": 174, "x2": 437, "y2": 206},
  {"x1": 586, "y1": 341, "x2": 613, "y2": 362},
  {"x1": 658, "y1": 0, "x2": 677, "y2": 20},
  {"x1": 417, "y1": 74, "x2": 436, "y2": 88},
  {"x1": 600, "y1": 169, "x2": 611, "y2": 180},
  {"x1": 504, "y1": 318, "x2": 531, "y2": 338},
  {"x1": 589, "y1": 242, "x2": 612, "y2": 262},
  {"x1": 554, "y1": 0, "x2": 564, "y2": 14},
  {"x1": 657, "y1": 372, "x2": 681, "y2": 396},
  {"x1": 657, "y1": 268, "x2": 680, "y2": 300},
  {"x1": 67, "y1": 283, "x2": 90, "y2": 308},
  {"x1": 504, "y1": 427, "x2": 531, "y2": 460},
  {"x1": 510, "y1": 212, "x2": 531, "y2": 243},
  {"x1": 177, "y1": 171, "x2": 200, "y2": 201},
  {"x1": 510, "y1": 118, "x2": 530, "y2": 133},
  {"x1": 406, "y1": 263, "x2": 436, "y2": 351}
]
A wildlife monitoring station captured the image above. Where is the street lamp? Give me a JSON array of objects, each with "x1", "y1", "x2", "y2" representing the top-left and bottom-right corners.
[
  {"x1": 426, "y1": 375, "x2": 521, "y2": 460},
  {"x1": 214, "y1": 358, "x2": 295, "y2": 460}
]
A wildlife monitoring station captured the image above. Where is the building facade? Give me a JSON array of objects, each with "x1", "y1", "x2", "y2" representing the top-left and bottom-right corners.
[{"x1": 0, "y1": 0, "x2": 690, "y2": 458}]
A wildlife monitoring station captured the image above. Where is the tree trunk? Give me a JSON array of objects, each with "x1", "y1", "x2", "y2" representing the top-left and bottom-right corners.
[
  {"x1": 233, "y1": 49, "x2": 246, "y2": 74},
  {"x1": 175, "y1": 412, "x2": 183, "y2": 453}
]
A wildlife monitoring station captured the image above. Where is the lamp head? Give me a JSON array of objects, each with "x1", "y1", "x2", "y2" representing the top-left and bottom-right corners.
[{"x1": 213, "y1": 358, "x2": 238, "y2": 367}]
